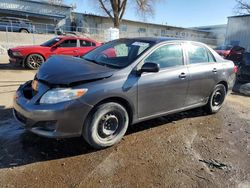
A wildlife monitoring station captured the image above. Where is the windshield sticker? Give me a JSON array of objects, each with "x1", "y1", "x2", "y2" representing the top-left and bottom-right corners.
[
  {"x1": 55, "y1": 38, "x2": 60, "y2": 41},
  {"x1": 132, "y1": 42, "x2": 149, "y2": 47}
]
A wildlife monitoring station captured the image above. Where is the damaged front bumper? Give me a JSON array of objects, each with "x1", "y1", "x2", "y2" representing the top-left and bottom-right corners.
[{"x1": 13, "y1": 81, "x2": 93, "y2": 138}]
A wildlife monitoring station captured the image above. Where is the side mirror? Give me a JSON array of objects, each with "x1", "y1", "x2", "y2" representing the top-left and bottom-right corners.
[
  {"x1": 51, "y1": 44, "x2": 59, "y2": 50},
  {"x1": 139, "y1": 62, "x2": 160, "y2": 75}
]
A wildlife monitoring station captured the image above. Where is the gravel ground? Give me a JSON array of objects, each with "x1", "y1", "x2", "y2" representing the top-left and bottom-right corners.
[{"x1": 0, "y1": 64, "x2": 249, "y2": 188}]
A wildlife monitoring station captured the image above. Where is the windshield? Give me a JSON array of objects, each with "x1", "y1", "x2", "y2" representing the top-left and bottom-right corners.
[
  {"x1": 215, "y1": 45, "x2": 233, "y2": 50},
  {"x1": 41, "y1": 37, "x2": 62, "y2": 47},
  {"x1": 82, "y1": 39, "x2": 154, "y2": 69}
]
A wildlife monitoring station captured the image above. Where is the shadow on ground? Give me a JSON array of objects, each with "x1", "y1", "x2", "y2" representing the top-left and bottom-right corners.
[
  {"x1": 232, "y1": 81, "x2": 250, "y2": 96},
  {"x1": 0, "y1": 107, "x2": 208, "y2": 169},
  {"x1": 0, "y1": 63, "x2": 29, "y2": 71}
]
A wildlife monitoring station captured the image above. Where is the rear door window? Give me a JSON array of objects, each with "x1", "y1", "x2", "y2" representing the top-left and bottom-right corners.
[
  {"x1": 207, "y1": 50, "x2": 216, "y2": 62},
  {"x1": 80, "y1": 40, "x2": 92, "y2": 47},
  {"x1": 59, "y1": 39, "x2": 77, "y2": 47},
  {"x1": 186, "y1": 44, "x2": 208, "y2": 64}
]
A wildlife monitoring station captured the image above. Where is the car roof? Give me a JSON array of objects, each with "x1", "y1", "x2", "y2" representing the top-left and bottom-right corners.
[
  {"x1": 120, "y1": 37, "x2": 209, "y2": 46},
  {"x1": 129, "y1": 37, "x2": 180, "y2": 43},
  {"x1": 57, "y1": 36, "x2": 98, "y2": 42}
]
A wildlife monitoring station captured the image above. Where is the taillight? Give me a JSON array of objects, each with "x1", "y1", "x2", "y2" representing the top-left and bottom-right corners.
[{"x1": 234, "y1": 65, "x2": 238, "y2": 73}]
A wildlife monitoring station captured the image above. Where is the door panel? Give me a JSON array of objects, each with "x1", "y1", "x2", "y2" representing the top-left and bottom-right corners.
[
  {"x1": 138, "y1": 66, "x2": 189, "y2": 118},
  {"x1": 50, "y1": 39, "x2": 78, "y2": 56},
  {"x1": 186, "y1": 63, "x2": 217, "y2": 105},
  {"x1": 184, "y1": 43, "x2": 222, "y2": 105},
  {"x1": 137, "y1": 43, "x2": 188, "y2": 118},
  {"x1": 77, "y1": 47, "x2": 95, "y2": 56}
]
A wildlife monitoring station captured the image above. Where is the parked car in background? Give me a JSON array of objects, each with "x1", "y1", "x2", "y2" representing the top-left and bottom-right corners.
[
  {"x1": 237, "y1": 52, "x2": 250, "y2": 83},
  {"x1": 13, "y1": 38, "x2": 236, "y2": 149},
  {"x1": 0, "y1": 17, "x2": 33, "y2": 33},
  {"x1": 8, "y1": 36, "x2": 102, "y2": 69},
  {"x1": 215, "y1": 45, "x2": 245, "y2": 63}
]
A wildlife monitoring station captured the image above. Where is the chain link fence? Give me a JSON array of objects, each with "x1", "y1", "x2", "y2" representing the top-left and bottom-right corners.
[{"x1": 0, "y1": 23, "x2": 225, "y2": 56}]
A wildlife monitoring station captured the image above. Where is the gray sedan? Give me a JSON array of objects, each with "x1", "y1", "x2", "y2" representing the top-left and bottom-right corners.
[{"x1": 13, "y1": 37, "x2": 236, "y2": 149}]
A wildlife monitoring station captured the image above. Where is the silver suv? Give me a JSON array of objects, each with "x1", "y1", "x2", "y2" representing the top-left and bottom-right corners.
[{"x1": 0, "y1": 17, "x2": 33, "y2": 33}]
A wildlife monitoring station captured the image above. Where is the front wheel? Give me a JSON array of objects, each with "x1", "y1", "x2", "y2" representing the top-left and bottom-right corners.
[
  {"x1": 205, "y1": 84, "x2": 226, "y2": 114},
  {"x1": 25, "y1": 54, "x2": 45, "y2": 69},
  {"x1": 83, "y1": 102, "x2": 129, "y2": 149}
]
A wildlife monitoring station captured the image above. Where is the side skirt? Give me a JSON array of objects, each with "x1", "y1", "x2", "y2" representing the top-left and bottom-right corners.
[{"x1": 132, "y1": 102, "x2": 207, "y2": 125}]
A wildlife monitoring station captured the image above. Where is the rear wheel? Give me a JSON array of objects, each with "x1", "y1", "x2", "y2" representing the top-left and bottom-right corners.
[
  {"x1": 83, "y1": 102, "x2": 129, "y2": 149},
  {"x1": 25, "y1": 54, "x2": 45, "y2": 69},
  {"x1": 20, "y1": 29, "x2": 29, "y2": 33},
  {"x1": 205, "y1": 84, "x2": 226, "y2": 114}
]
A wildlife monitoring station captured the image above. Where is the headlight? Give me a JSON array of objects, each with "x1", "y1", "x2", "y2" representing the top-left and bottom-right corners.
[
  {"x1": 40, "y1": 88, "x2": 88, "y2": 104},
  {"x1": 12, "y1": 51, "x2": 23, "y2": 57}
]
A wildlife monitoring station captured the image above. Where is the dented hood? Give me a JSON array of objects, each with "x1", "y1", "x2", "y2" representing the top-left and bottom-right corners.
[{"x1": 36, "y1": 56, "x2": 114, "y2": 85}]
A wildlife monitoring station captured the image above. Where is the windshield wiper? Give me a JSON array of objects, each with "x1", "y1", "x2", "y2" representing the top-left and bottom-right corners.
[
  {"x1": 103, "y1": 63, "x2": 121, "y2": 68},
  {"x1": 83, "y1": 57, "x2": 120, "y2": 69},
  {"x1": 83, "y1": 57, "x2": 100, "y2": 64}
]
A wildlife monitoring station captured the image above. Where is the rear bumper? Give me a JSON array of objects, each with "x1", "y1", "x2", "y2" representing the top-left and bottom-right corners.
[{"x1": 13, "y1": 82, "x2": 93, "y2": 138}]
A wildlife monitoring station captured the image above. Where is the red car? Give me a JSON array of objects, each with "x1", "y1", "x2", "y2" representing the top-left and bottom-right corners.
[
  {"x1": 8, "y1": 36, "x2": 102, "y2": 69},
  {"x1": 215, "y1": 45, "x2": 245, "y2": 63}
]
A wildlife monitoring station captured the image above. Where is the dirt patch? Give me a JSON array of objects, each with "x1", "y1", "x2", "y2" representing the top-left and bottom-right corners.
[
  {"x1": 0, "y1": 95, "x2": 249, "y2": 187},
  {"x1": 0, "y1": 68, "x2": 249, "y2": 187}
]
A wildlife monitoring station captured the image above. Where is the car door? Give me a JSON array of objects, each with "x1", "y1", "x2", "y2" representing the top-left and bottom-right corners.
[
  {"x1": 51, "y1": 39, "x2": 78, "y2": 56},
  {"x1": 137, "y1": 43, "x2": 189, "y2": 118},
  {"x1": 0, "y1": 18, "x2": 11, "y2": 32},
  {"x1": 184, "y1": 42, "x2": 223, "y2": 106},
  {"x1": 11, "y1": 19, "x2": 22, "y2": 32},
  {"x1": 77, "y1": 39, "x2": 96, "y2": 56}
]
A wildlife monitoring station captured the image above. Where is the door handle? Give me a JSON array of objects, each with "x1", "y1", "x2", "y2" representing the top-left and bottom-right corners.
[
  {"x1": 212, "y1": 68, "x2": 217, "y2": 73},
  {"x1": 179, "y1": 72, "x2": 186, "y2": 79}
]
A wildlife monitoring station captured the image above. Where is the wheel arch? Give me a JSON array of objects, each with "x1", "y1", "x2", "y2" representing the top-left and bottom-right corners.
[
  {"x1": 217, "y1": 80, "x2": 228, "y2": 92},
  {"x1": 91, "y1": 97, "x2": 134, "y2": 125},
  {"x1": 25, "y1": 53, "x2": 46, "y2": 63},
  {"x1": 24, "y1": 53, "x2": 46, "y2": 69},
  {"x1": 19, "y1": 28, "x2": 29, "y2": 33}
]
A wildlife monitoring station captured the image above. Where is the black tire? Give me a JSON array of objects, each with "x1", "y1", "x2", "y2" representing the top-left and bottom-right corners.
[
  {"x1": 20, "y1": 29, "x2": 29, "y2": 33},
  {"x1": 205, "y1": 84, "x2": 226, "y2": 114},
  {"x1": 25, "y1": 54, "x2": 45, "y2": 70},
  {"x1": 83, "y1": 102, "x2": 129, "y2": 149}
]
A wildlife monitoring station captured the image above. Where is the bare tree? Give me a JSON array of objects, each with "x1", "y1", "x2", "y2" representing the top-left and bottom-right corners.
[
  {"x1": 97, "y1": 0, "x2": 160, "y2": 28},
  {"x1": 235, "y1": 0, "x2": 250, "y2": 14}
]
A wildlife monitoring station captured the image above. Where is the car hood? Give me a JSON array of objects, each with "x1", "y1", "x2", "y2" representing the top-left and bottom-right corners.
[
  {"x1": 36, "y1": 56, "x2": 115, "y2": 86},
  {"x1": 11, "y1": 45, "x2": 45, "y2": 51}
]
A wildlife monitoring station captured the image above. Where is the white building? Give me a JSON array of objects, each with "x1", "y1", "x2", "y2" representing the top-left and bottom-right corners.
[{"x1": 225, "y1": 14, "x2": 250, "y2": 52}]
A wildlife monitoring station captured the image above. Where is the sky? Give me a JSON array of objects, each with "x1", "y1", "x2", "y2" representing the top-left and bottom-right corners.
[{"x1": 64, "y1": 0, "x2": 237, "y2": 27}]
